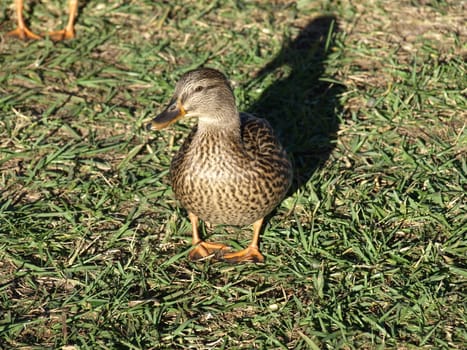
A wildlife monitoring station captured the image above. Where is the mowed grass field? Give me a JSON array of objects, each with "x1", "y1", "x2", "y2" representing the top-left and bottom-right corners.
[{"x1": 0, "y1": 0, "x2": 465, "y2": 348}]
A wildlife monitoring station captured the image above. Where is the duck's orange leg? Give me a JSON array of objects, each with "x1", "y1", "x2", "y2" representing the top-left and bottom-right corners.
[
  {"x1": 48, "y1": 0, "x2": 78, "y2": 41},
  {"x1": 222, "y1": 218, "x2": 265, "y2": 263},
  {"x1": 188, "y1": 212, "x2": 230, "y2": 261},
  {"x1": 7, "y1": 0, "x2": 42, "y2": 40}
]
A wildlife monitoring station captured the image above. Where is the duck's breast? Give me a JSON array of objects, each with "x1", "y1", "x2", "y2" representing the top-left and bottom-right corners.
[{"x1": 170, "y1": 116, "x2": 292, "y2": 226}]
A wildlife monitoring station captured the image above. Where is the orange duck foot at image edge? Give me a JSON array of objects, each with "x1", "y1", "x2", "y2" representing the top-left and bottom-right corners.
[{"x1": 7, "y1": 0, "x2": 78, "y2": 41}]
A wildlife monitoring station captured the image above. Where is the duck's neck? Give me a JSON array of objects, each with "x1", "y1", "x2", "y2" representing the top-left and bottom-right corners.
[{"x1": 197, "y1": 109, "x2": 241, "y2": 137}]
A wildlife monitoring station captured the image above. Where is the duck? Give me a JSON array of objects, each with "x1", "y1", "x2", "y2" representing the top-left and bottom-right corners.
[
  {"x1": 7, "y1": 0, "x2": 78, "y2": 40},
  {"x1": 147, "y1": 68, "x2": 292, "y2": 263}
]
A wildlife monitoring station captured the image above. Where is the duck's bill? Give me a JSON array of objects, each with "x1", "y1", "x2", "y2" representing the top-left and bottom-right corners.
[{"x1": 147, "y1": 99, "x2": 186, "y2": 130}]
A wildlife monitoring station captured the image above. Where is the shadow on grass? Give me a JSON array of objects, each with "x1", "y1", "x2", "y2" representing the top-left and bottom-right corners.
[{"x1": 247, "y1": 15, "x2": 342, "y2": 193}]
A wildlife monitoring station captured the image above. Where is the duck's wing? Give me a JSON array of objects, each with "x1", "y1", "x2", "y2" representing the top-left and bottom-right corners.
[{"x1": 240, "y1": 113, "x2": 288, "y2": 160}]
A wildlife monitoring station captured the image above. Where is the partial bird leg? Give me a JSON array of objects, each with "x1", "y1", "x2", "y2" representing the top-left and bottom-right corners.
[
  {"x1": 188, "y1": 212, "x2": 231, "y2": 261},
  {"x1": 48, "y1": 0, "x2": 78, "y2": 41},
  {"x1": 7, "y1": 0, "x2": 42, "y2": 40},
  {"x1": 222, "y1": 218, "x2": 265, "y2": 263}
]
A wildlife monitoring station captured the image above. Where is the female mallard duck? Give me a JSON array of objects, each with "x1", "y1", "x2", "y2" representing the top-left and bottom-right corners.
[
  {"x1": 147, "y1": 68, "x2": 292, "y2": 263},
  {"x1": 8, "y1": 0, "x2": 78, "y2": 40}
]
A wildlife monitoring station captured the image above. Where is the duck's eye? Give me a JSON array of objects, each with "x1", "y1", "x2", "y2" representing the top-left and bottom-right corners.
[{"x1": 194, "y1": 86, "x2": 204, "y2": 93}]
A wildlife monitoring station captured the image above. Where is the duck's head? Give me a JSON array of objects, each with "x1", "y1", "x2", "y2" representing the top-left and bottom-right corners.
[{"x1": 147, "y1": 68, "x2": 238, "y2": 131}]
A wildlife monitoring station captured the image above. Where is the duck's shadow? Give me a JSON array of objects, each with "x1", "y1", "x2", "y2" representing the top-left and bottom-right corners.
[{"x1": 245, "y1": 15, "x2": 342, "y2": 194}]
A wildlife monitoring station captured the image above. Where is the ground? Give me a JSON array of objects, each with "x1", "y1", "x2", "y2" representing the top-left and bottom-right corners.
[{"x1": 0, "y1": 0, "x2": 465, "y2": 349}]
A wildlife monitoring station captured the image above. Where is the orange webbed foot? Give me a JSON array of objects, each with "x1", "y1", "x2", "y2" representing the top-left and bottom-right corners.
[
  {"x1": 7, "y1": 27, "x2": 41, "y2": 40},
  {"x1": 221, "y1": 245, "x2": 265, "y2": 263},
  {"x1": 47, "y1": 29, "x2": 75, "y2": 41},
  {"x1": 189, "y1": 241, "x2": 231, "y2": 261}
]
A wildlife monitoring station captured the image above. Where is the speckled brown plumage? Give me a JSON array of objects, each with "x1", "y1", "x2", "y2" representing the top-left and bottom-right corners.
[
  {"x1": 171, "y1": 113, "x2": 291, "y2": 226},
  {"x1": 147, "y1": 68, "x2": 292, "y2": 263}
]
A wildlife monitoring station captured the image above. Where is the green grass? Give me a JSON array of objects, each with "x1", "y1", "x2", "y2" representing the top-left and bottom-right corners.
[{"x1": 0, "y1": 0, "x2": 466, "y2": 349}]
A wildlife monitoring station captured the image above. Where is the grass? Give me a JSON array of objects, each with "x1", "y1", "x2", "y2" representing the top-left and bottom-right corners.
[{"x1": 0, "y1": 0, "x2": 465, "y2": 348}]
